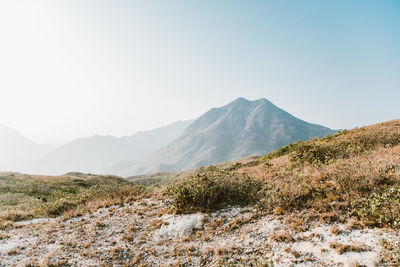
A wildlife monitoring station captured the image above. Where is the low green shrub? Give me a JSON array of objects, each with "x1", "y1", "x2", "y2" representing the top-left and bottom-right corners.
[
  {"x1": 351, "y1": 187, "x2": 400, "y2": 228},
  {"x1": 166, "y1": 166, "x2": 262, "y2": 213},
  {"x1": 262, "y1": 141, "x2": 303, "y2": 161},
  {"x1": 264, "y1": 131, "x2": 400, "y2": 166},
  {"x1": 38, "y1": 184, "x2": 143, "y2": 217},
  {"x1": 43, "y1": 197, "x2": 78, "y2": 216},
  {"x1": 259, "y1": 177, "x2": 329, "y2": 213},
  {"x1": 291, "y1": 143, "x2": 341, "y2": 165},
  {"x1": 0, "y1": 173, "x2": 144, "y2": 223}
]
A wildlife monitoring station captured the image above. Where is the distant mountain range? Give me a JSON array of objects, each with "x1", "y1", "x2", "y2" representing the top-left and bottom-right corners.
[
  {"x1": 114, "y1": 98, "x2": 336, "y2": 176},
  {"x1": 0, "y1": 97, "x2": 336, "y2": 176},
  {"x1": 30, "y1": 120, "x2": 194, "y2": 175},
  {"x1": 0, "y1": 125, "x2": 55, "y2": 173},
  {"x1": 0, "y1": 120, "x2": 193, "y2": 175}
]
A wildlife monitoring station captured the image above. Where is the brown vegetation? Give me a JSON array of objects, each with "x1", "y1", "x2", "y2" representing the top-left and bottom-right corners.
[
  {"x1": 1, "y1": 120, "x2": 399, "y2": 266},
  {"x1": 167, "y1": 119, "x2": 400, "y2": 228}
]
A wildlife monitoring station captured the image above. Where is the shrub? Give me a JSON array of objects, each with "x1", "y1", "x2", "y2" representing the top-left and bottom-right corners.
[
  {"x1": 43, "y1": 197, "x2": 78, "y2": 216},
  {"x1": 38, "y1": 184, "x2": 144, "y2": 217},
  {"x1": 263, "y1": 141, "x2": 303, "y2": 161},
  {"x1": 351, "y1": 187, "x2": 400, "y2": 228},
  {"x1": 166, "y1": 166, "x2": 262, "y2": 213},
  {"x1": 264, "y1": 131, "x2": 400, "y2": 166},
  {"x1": 259, "y1": 179, "x2": 325, "y2": 212},
  {"x1": 291, "y1": 143, "x2": 341, "y2": 165}
]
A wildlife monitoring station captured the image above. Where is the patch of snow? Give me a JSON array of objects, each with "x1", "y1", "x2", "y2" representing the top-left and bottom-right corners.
[
  {"x1": 292, "y1": 224, "x2": 381, "y2": 267},
  {"x1": 0, "y1": 240, "x2": 20, "y2": 253},
  {"x1": 13, "y1": 217, "x2": 59, "y2": 226},
  {"x1": 257, "y1": 217, "x2": 282, "y2": 234},
  {"x1": 211, "y1": 207, "x2": 241, "y2": 217},
  {"x1": 66, "y1": 215, "x2": 90, "y2": 223},
  {"x1": 155, "y1": 213, "x2": 204, "y2": 239}
]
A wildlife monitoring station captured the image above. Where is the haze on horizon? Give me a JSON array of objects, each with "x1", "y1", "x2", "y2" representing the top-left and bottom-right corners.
[{"x1": 0, "y1": 0, "x2": 399, "y2": 145}]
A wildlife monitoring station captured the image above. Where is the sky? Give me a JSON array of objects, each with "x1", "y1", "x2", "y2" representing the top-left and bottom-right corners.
[{"x1": 0, "y1": 0, "x2": 399, "y2": 145}]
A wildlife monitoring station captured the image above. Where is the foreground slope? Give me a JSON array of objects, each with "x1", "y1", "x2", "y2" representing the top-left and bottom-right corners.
[
  {"x1": 1, "y1": 200, "x2": 398, "y2": 266},
  {"x1": 117, "y1": 97, "x2": 336, "y2": 175}
]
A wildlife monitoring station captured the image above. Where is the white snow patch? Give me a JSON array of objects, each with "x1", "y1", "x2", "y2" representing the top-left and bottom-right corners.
[
  {"x1": 0, "y1": 240, "x2": 20, "y2": 253},
  {"x1": 155, "y1": 213, "x2": 204, "y2": 239},
  {"x1": 211, "y1": 207, "x2": 241, "y2": 217},
  {"x1": 257, "y1": 217, "x2": 283, "y2": 234},
  {"x1": 66, "y1": 214, "x2": 90, "y2": 223},
  {"x1": 292, "y1": 224, "x2": 381, "y2": 267},
  {"x1": 13, "y1": 217, "x2": 59, "y2": 226}
]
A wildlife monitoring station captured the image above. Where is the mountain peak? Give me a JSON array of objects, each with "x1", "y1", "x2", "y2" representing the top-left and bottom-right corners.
[
  {"x1": 228, "y1": 97, "x2": 274, "y2": 108},
  {"x1": 116, "y1": 98, "x2": 336, "y2": 176},
  {"x1": 254, "y1": 97, "x2": 272, "y2": 104},
  {"x1": 232, "y1": 97, "x2": 250, "y2": 103}
]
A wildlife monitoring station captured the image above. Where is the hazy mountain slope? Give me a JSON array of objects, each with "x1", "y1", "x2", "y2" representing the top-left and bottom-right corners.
[
  {"x1": 122, "y1": 120, "x2": 195, "y2": 156},
  {"x1": 33, "y1": 120, "x2": 193, "y2": 175},
  {"x1": 0, "y1": 125, "x2": 55, "y2": 172},
  {"x1": 116, "y1": 98, "x2": 336, "y2": 176}
]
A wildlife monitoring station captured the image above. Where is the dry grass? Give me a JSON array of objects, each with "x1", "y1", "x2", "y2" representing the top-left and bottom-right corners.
[
  {"x1": 232, "y1": 120, "x2": 400, "y2": 228},
  {"x1": 379, "y1": 237, "x2": 400, "y2": 265},
  {"x1": 0, "y1": 172, "x2": 147, "y2": 227},
  {"x1": 1, "y1": 119, "x2": 399, "y2": 239},
  {"x1": 329, "y1": 242, "x2": 366, "y2": 254},
  {"x1": 165, "y1": 119, "x2": 400, "y2": 229},
  {"x1": 270, "y1": 232, "x2": 295, "y2": 243}
]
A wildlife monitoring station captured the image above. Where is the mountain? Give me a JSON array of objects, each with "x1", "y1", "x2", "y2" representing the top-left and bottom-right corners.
[
  {"x1": 0, "y1": 125, "x2": 55, "y2": 172},
  {"x1": 115, "y1": 97, "x2": 336, "y2": 176},
  {"x1": 32, "y1": 120, "x2": 193, "y2": 175}
]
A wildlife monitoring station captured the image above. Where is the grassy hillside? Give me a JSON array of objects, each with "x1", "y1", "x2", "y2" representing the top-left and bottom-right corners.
[
  {"x1": 2, "y1": 119, "x2": 399, "y2": 230},
  {"x1": 0, "y1": 172, "x2": 143, "y2": 228},
  {"x1": 0, "y1": 120, "x2": 399, "y2": 266},
  {"x1": 167, "y1": 119, "x2": 400, "y2": 229}
]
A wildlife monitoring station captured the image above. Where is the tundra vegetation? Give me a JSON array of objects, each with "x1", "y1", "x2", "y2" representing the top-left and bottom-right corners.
[
  {"x1": 0, "y1": 173, "x2": 145, "y2": 228},
  {"x1": 168, "y1": 120, "x2": 400, "y2": 229},
  {"x1": 0, "y1": 120, "x2": 399, "y2": 265}
]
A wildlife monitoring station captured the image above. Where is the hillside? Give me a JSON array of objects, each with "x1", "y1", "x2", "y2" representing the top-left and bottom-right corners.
[
  {"x1": 0, "y1": 125, "x2": 54, "y2": 173},
  {"x1": 116, "y1": 97, "x2": 336, "y2": 176},
  {"x1": 32, "y1": 120, "x2": 193, "y2": 175},
  {"x1": 0, "y1": 119, "x2": 399, "y2": 266}
]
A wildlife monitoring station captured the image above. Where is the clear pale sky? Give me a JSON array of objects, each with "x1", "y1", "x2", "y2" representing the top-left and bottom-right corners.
[{"x1": 0, "y1": 0, "x2": 399, "y2": 145}]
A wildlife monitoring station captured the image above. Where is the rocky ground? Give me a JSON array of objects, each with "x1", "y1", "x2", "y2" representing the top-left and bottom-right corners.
[{"x1": 0, "y1": 198, "x2": 398, "y2": 267}]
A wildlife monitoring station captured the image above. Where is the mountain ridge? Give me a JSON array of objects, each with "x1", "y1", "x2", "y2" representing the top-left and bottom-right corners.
[
  {"x1": 115, "y1": 97, "x2": 336, "y2": 176},
  {"x1": 0, "y1": 124, "x2": 55, "y2": 172},
  {"x1": 31, "y1": 120, "x2": 194, "y2": 175}
]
